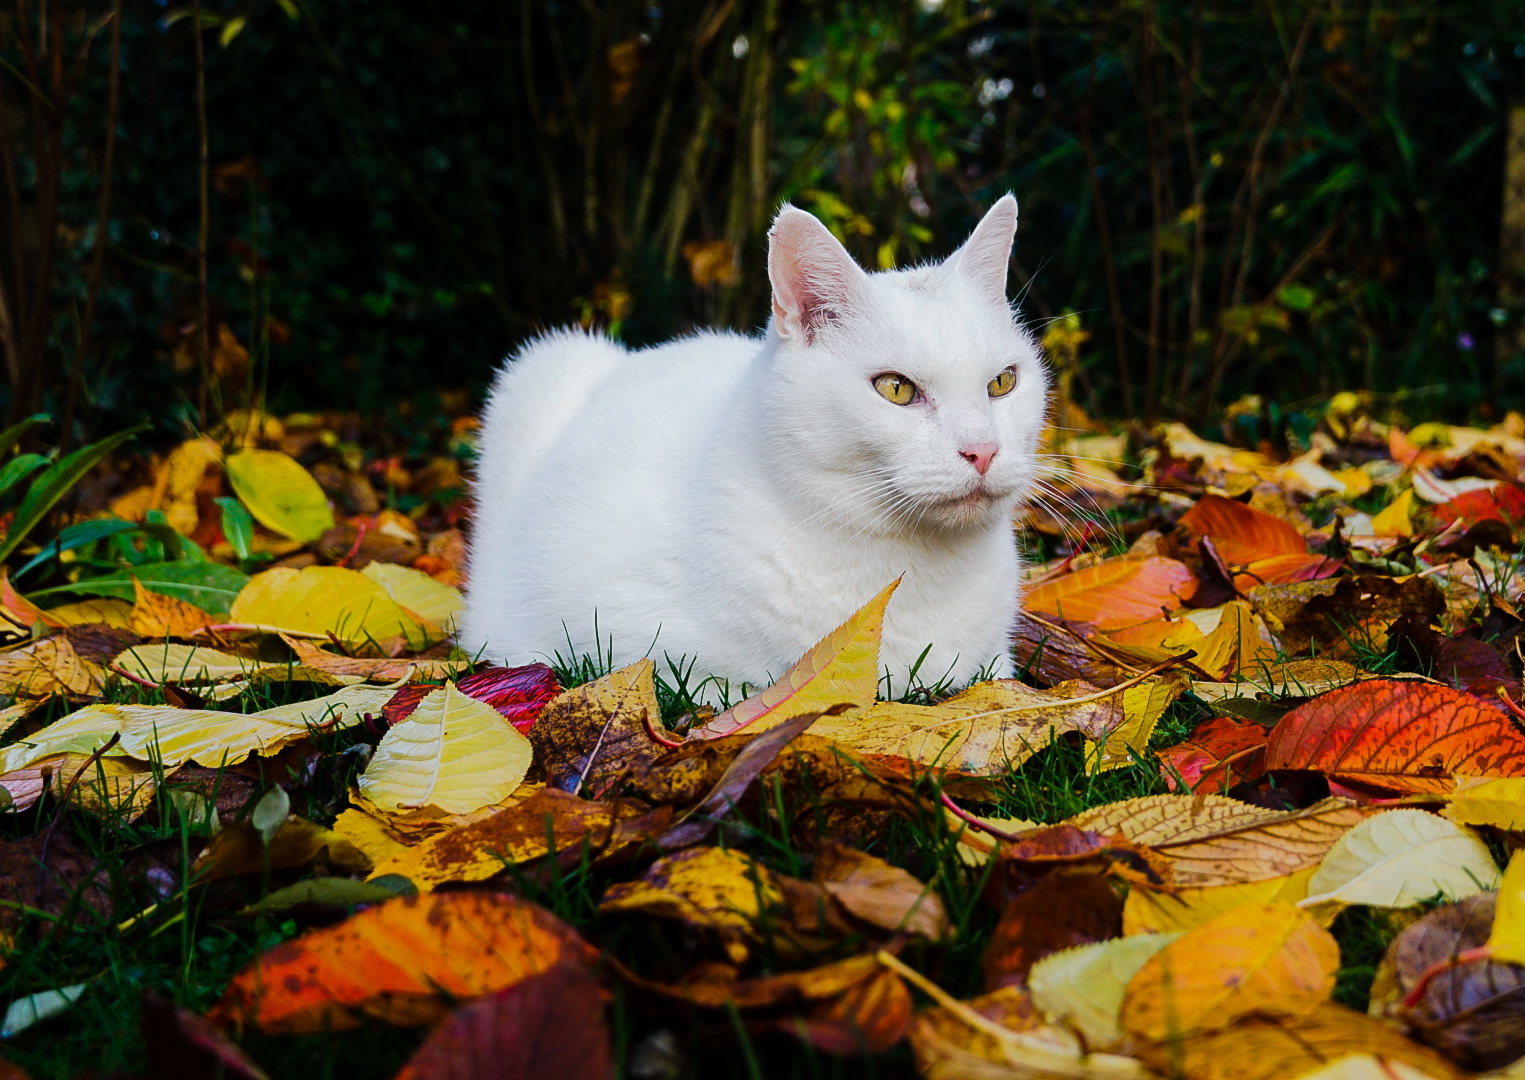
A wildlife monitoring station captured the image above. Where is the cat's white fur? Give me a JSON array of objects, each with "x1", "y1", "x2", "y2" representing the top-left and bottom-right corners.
[{"x1": 460, "y1": 196, "x2": 1049, "y2": 693}]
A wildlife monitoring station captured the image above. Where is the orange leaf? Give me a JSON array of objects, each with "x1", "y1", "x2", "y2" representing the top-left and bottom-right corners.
[
  {"x1": 1179, "y1": 494, "x2": 1307, "y2": 564},
  {"x1": 0, "y1": 571, "x2": 62, "y2": 631},
  {"x1": 695, "y1": 579, "x2": 897, "y2": 737},
  {"x1": 128, "y1": 579, "x2": 217, "y2": 638},
  {"x1": 1119, "y1": 901, "x2": 1339, "y2": 1040},
  {"x1": 1238, "y1": 552, "x2": 1341, "y2": 590},
  {"x1": 209, "y1": 892, "x2": 597, "y2": 1033},
  {"x1": 1022, "y1": 556, "x2": 1196, "y2": 630},
  {"x1": 1158, "y1": 715, "x2": 1268, "y2": 793},
  {"x1": 1264, "y1": 679, "x2": 1525, "y2": 794}
]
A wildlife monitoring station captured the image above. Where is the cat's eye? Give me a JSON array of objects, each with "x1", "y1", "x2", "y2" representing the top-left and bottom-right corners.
[
  {"x1": 988, "y1": 367, "x2": 1018, "y2": 398},
  {"x1": 873, "y1": 373, "x2": 918, "y2": 406}
]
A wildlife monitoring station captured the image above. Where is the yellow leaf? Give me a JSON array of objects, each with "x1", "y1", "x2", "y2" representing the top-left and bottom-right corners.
[
  {"x1": 1028, "y1": 933, "x2": 1181, "y2": 1050},
  {"x1": 128, "y1": 579, "x2": 216, "y2": 638},
  {"x1": 360, "y1": 561, "x2": 462, "y2": 632},
  {"x1": 0, "y1": 636, "x2": 103, "y2": 699},
  {"x1": 1488, "y1": 851, "x2": 1525, "y2": 966},
  {"x1": 813, "y1": 676, "x2": 1153, "y2": 775},
  {"x1": 1371, "y1": 488, "x2": 1415, "y2": 538},
  {"x1": 1123, "y1": 867, "x2": 1320, "y2": 934},
  {"x1": 527, "y1": 659, "x2": 662, "y2": 793},
  {"x1": 114, "y1": 643, "x2": 259, "y2": 684},
  {"x1": 1119, "y1": 902, "x2": 1339, "y2": 1040},
  {"x1": 42, "y1": 599, "x2": 133, "y2": 628},
  {"x1": 1444, "y1": 775, "x2": 1525, "y2": 829},
  {"x1": 1299, "y1": 809, "x2": 1500, "y2": 913},
  {"x1": 225, "y1": 449, "x2": 336, "y2": 543},
  {"x1": 0, "y1": 684, "x2": 395, "y2": 772},
  {"x1": 230, "y1": 565, "x2": 428, "y2": 648},
  {"x1": 696, "y1": 579, "x2": 897, "y2": 737},
  {"x1": 1085, "y1": 670, "x2": 1188, "y2": 772},
  {"x1": 359, "y1": 682, "x2": 532, "y2": 815},
  {"x1": 332, "y1": 808, "x2": 409, "y2": 867}
]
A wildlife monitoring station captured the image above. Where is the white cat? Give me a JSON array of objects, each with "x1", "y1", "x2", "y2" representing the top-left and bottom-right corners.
[{"x1": 460, "y1": 195, "x2": 1049, "y2": 695}]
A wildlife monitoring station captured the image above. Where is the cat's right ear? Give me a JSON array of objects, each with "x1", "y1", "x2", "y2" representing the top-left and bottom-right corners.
[{"x1": 768, "y1": 206, "x2": 867, "y2": 343}]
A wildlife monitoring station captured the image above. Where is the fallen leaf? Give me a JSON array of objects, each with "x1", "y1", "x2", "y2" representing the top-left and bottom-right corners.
[
  {"x1": 599, "y1": 846, "x2": 784, "y2": 963},
  {"x1": 1123, "y1": 867, "x2": 1321, "y2": 934},
  {"x1": 1432, "y1": 485, "x2": 1525, "y2": 533},
  {"x1": 814, "y1": 841, "x2": 949, "y2": 940},
  {"x1": 41, "y1": 598, "x2": 133, "y2": 629},
  {"x1": 129, "y1": 578, "x2": 217, "y2": 638},
  {"x1": 191, "y1": 815, "x2": 372, "y2": 884},
  {"x1": 280, "y1": 636, "x2": 456, "y2": 684},
  {"x1": 0, "y1": 635, "x2": 103, "y2": 699},
  {"x1": 1127, "y1": 1002, "x2": 1468, "y2": 1080},
  {"x1": 1251, "y1": 576, "x2": 1446, "y2": 659},
  {"x1": 527, "y1": 659, "x2": 662, "y2": 794},
  {"x1": 1264, "y1": 680, "x2": 1525, "y2": 793},
  {"x1": 239, "y1": 877, "x2": 413, "y2": 918},
  {"x1": 1492, "y1": 851, "x2": 1525, "y2": 965},
  {"x1": 360, "y1": 561, "x2": 462, "y2": 632},
  {"x1": 382, "y1": 662, "x2": 561, "y2": 731},
  {"x1": 1373, "y1": 488, "x2": 1416, "y2": 538},
  {"x1": 1119, "y1": 902, "x2": 1339, "y2": 1039},
  {"x1": 210, "y1": 892, "x2": 597, "y2": 1033},
  {"x1": 1024, "y1": 556, "x2": 1197, "y2": 630},
  {"x1": 657, "y1": 707, "x2": 835, "y2": 850},
  {"x1": 141, "y1": 991, "x2": 272, "y2": 1080},
  {"x1": 228, "y1": 565, "x2": 429, "y2": 648},
  {"x1": 367, "y1": 788, "x2": 663, "y2": 892},
  {"x1": 1446, "y1": 775, "x2": 1525, "y2": 830},
  {"x1": 1159, "y1": 715, "x2": 1268, "y2": 792},
  {"x1": 982, "y1": 870, "x2": 1122, "y2": 991},
  {"x1": 225, "y1": 449, "x2": 336, "y2": 543},
  {"x1": 1070, "y1": 795, "x2": 1370, "y2": 888},
  {"x1": 392, "y1": 963, "x2": 613, "y2": 1080},
  {"x1": 1375, "y1": 891, "x2": 1525, "y2": 1070},
  {"x1": 696, "y1": 579, "x2": 897, "y2": 737},
  {"x1": 1028, "y1": 932, "x2": 1180, "y2": 1049},
  {"x1": 1299, "y1": 809, "x2": 1500, "y2": 911},
  {"x1": 1180, "y1": 493, "x2": 1307, "y2": 563},
  {"x1": 359, "y1": 682, "x2": 533, "y2": 815},
  {"x1": 0, "y1": 683, "x2": 395, "y2": 772},
  {"x1": 1291, "y1": 1056, "x2": 1449, "y2": 1080},
  {"x1": 1, "y1": 984, "x2": 87, "y2": 1039}
]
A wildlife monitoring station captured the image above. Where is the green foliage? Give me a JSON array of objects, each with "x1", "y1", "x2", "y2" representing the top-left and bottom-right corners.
[
  {"x1": 1, "y1": 0, "x2": 1522, "y2": 443},
  {"x1": 0, "y1": 420, "x2": 147, "y2": 564}
]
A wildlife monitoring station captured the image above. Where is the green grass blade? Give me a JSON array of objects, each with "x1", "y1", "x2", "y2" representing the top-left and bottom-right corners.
[
  {"x1": 0, "y1": 414, "x2": 47, "y2": 462},
  {"x1": 0, "y1": 423, "x2": 149, "y2": 564},
  {"x1": 0, "y1": 453, "x2": 49, "y2": 499}
]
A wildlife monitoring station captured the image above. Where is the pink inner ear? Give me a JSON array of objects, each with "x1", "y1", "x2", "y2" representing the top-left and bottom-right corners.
[{"x1": 769, "y1": 208, "x2": 864, "y2": 340}]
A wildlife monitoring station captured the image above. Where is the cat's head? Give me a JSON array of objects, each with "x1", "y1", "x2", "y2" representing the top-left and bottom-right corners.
[{"x1": 762, "y1": 195, "x2": 1049, "y2": 534}]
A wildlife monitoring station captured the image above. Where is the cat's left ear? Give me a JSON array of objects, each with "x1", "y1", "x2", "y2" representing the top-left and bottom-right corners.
[{"x1": 945, "y1": 194, "x2": 1018, "y2": 307}]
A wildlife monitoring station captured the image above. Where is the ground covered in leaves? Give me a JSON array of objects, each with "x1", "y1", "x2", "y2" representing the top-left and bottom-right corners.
[{"x1": 0, "y1": 399, "x2": 1524, "y2": 1080}]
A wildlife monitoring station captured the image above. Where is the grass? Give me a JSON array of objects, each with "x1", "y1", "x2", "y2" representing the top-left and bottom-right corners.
[{"x1": 0, "y1": 644, "x2": 1431, "y2": 1080}]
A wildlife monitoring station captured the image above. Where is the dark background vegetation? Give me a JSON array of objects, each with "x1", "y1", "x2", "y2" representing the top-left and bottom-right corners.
[{"x1": 0, "y1": 0, "x2": 1522, "y2": 446}]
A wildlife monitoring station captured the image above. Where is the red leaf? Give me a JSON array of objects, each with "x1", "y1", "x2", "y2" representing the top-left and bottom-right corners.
[
  {"x1": 393, "y1": 963, "x2": 614, "y2": 1080},
  {"x1": 1263, "y1": 679, "x2": 1525, "y2": 794},
  {"x1": 1433, "y1": 486, "x2": 1525, "y2": 532},
  {"x1": 382, "y1": 662, "x2": 561, "y2": 731},
  {"x1": 1158, "y1": 715, "x2": 1268, "y2": 793}
]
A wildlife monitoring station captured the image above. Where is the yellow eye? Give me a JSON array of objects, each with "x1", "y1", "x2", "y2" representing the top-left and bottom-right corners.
[
  {"x1": 988, "y1": 367, "x2": 1018, "y2": 398},
  {"x1": 873, "y1": 373, "x2": 918, "y2": 406}
]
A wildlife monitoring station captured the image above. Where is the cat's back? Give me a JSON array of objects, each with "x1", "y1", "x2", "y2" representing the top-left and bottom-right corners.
[{"x1": 475, "y1": 327, "x2": 756, "y2": 497}]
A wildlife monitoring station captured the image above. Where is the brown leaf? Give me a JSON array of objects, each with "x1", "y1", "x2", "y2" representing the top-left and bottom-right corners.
[
  {"x1": 813, "y1": 841, "x2": 950, "y2": 940},
  {"x1": 1250, "y1": 574, "x2": 1446, "y2": 658},
  {"x1": 1372, "y1": 892, "x2": 1525, "y2": 1070},
  {"x1": 210, "y1": 892, "x2": 598, "y2": 1033},
  {"x1": 367, "y1": 788, "x2": 666, "y2": 892},
  {"x1": 527, "y1": 660, "x2": 662, "y2": 794},
  {"x1": 984, "y1": 825, "x2": 1171, "y2": 908},
  {"x1": 981, "y1": 870, "x2": 1122, "y2": 991},
  {"x1": 191, "y1": 816, "x2": 371, "y2": 885},
  {"x1": 129, "y1": 579, "x2": 217, "y2": 638},
  {"x1": 393, "y1": 963, "x2": 614, "y2": 1080},
  {"x1": 1264, "y1": 679, "x2": 1525, "y2": 794},
  {"x1": 281, "y1": 636, "x2": 455, "y2": 684},
  {"x1": 1069, "y1": 794, "x2": 1371, "y2": 888},
  {"x1": 0, "y1": 829, "x2": 114, "y2": 931},
  {"x1": 1389, "y1": 613, "x2": 1523, "y2": 698},
  {"x1": 0, "y1": 635, "x2": 103, "y2": 699},
  {"x1": 658, "y1": 707, "x2": 838, "y2": 850},
  {"x1": 773, "y1": 963, "x2": 912, "y2": 1055},
  {"x1": 1012, "y1": 614, "x2": 1147, "y2": 687}
]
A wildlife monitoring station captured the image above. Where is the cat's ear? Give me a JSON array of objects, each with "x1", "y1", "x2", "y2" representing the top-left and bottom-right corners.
[
  {"x1": 768, "y1": 205, "x2": 868, "y2": 343},
  {"x1": 945, "y1": 194, "x2": 1018, "y2": 307}
]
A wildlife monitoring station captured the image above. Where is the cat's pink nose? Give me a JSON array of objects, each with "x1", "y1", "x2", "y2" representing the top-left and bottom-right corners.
[{"x1": 960, "y1": 442, "x2": 998, "y2": 476}]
